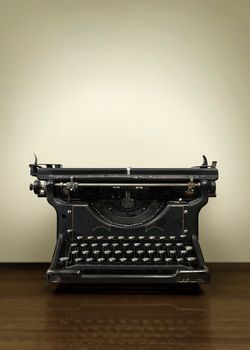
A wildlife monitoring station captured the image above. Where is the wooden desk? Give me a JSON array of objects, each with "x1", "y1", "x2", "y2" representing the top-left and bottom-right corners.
[{"x1": 0, "y1": 263, "x2": 249, "y2": 350}]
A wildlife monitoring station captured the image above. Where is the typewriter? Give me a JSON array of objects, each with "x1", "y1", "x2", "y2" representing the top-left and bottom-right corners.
[{"x1": 29, "y1": 155, "x2": 218, "y2": 286}]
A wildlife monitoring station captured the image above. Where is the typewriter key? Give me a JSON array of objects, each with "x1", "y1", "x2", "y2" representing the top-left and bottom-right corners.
[
  {"x1": 185, "y1": 245, "x2": 193, "y2": 251},
  {"x1": 114, "y1": 250, "x2": 122, "y2": 255},
  {"x1": 82, "y1": 250, "x2": 89, "y2": 257},
  {"x1": 80, "y1": 243, "x2": 88, "y2": 248},
  {"x1": 120, "y1": 257, "x2": 127, "y2": 262},
  {"x1": 98, "y1": 257, "x2": 105, "y2": 263},
  {"x1": 86, "y1": 257, "x2": 93, "y2": 263},
  {"x1": 137, "y1": 250, "x2": 144, "y2": 255},
  {"x1": 109, "y1": 257, "x2": 116, "y2": 262},
  {"x1": 138, "y1": 236, "x2": 145, "y2": 240},
  {"x1": 131, "y1": 257, "x2": 139, "y2": 263},
  {"x1": 75, "y1": 258, "x2": 83, "y2": 263},
  {"x1": 126, "y1": 250, "x2": 133, "y2": 255},
  {"x1": 97, "y1": 236, "x2": 104, "y2": 240},
  {"x1": 59, "y1": 257, "x2": 69, "y2": 263},
  {"x1": 104, "y1": 250, "x2": 111, "y2": 255},
  {"x1": 186, "y1": 256, "x2": 197, "y2": 266},
  {"x1": 142, "y1": 257, "x2": 149, "y2": 262},
  {"x1": 76, "y1": 236, "x2": 83, "y2": 240},
  {"x1": 71, "y1": 243, "x2": 78, "y2": 248},
  {"x1": 87, "y1": 236, "x2": 94, "y2": 240},
  {"x1": 128, "y1": 236, "x2": 135, "y2": 240},
  {"x1": 107, "y1": 236, "x2": 114, "y2": 240},
  {"x1": 165, "y1": 257, "x2": 173, "y2": 263},
  {"x1": 153, "y1": 257, "x2": 161, "y2": 262}
]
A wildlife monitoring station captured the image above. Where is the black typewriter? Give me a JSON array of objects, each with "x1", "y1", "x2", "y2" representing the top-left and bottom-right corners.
[{"x1": 29, "y1": 155, "x2": 218, "y2": 286}]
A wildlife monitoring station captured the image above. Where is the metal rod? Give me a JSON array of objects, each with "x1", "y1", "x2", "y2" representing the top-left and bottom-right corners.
[{"x1": 54, "y1": 182, "x2": 200, "y2": 188}]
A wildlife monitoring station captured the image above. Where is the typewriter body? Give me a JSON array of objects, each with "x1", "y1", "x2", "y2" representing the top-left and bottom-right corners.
[{"x1": 30, "y1": 156, "x2": 218, "y2": 286}]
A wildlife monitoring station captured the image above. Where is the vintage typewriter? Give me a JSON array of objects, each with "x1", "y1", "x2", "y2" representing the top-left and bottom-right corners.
[{"x1": 29, "y1": 155, "x2": 218, "y2": 286}]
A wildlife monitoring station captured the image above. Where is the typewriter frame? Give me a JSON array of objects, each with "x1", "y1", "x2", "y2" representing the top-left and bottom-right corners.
[{"x1": 30, "y1": 156, "x2": 218, "y2": 285}]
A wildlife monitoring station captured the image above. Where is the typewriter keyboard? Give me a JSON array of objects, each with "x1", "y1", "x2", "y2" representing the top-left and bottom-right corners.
[{"x1": 58, "y1": 234, "x2": 199, "y2": 268}]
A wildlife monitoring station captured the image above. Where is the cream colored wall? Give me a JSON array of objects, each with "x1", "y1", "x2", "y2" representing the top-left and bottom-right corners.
[{"x1": 0, "y1": 0, "x2": 249, "y2": 262}]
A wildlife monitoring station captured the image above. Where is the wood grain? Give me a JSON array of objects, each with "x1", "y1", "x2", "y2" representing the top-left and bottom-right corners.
[{"x1": 0, "y1": 263, "x2": 249, "y2": 350}]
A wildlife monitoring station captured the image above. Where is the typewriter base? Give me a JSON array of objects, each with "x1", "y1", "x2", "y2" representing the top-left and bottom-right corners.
[{"x1": 47, "y1": 266, "x2": 210, "y2": 285}]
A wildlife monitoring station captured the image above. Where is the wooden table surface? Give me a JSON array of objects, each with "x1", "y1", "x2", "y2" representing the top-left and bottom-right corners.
[{"x1": 0, "y1": 263, "x2": 249, "y2": 350}]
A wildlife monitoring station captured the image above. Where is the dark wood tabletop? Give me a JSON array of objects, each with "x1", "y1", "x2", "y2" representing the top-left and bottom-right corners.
[{"x1": 0, "y1": 263, "x2": 249, "y2": 350}]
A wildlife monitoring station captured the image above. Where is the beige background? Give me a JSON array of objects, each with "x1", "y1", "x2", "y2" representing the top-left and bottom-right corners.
[{"x1": 0, "y1": 0, "x2": 249, "y2": 262}]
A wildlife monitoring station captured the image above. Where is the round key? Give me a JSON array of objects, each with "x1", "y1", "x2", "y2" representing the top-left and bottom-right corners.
[
  {"x1": 104, "y1": 250, "x2": 111, "y2": 255},
  {"x1": 91, "y1": 243, "x2": 98, "y2": 247},
  {"x1": 120, "y1": 257, "x2": 127, "y2": 263},
  {"x1": 123, "y1": 242, "x2": 129, "y2": 247},
  {"x1": 102, "y1": 242, "x2": 109, "y2": 247},
  {"x1": 134, "y1": 242, "x2": 141, "y2": 247},
  {"x1": 159, "y1": 250, "x2": 166, "y2": 255},
  {"x1": 153, "y1": 257, "x2": 161, "y2": 262},
  {"x1": 82, "y1": 250, "x2": 89, "y2": 256},
  {"x1": 126, "y1": 250, "x2": 133, "y2": 255},
  {"x1": 109, "y1": 257, "x2": 116, "y2": 263},
  {"x1": 165, "y1": 257, "x2": 173, "y2": 263},
  {"x1": 187, "y1": 256, "x2": 196, "y2": 263},
  {"x1": 131, "y1": 257, "x2": 138, "y2": 263},
  {"x1": 75, "y1": 257, "x2": 82, "y2": 263},
  {"x1": 97, "y1": 236, "x2": 104, "y2": 240},
  {"x1": 169, "y1": 250, "x2": 177, "y2": 256},
  {"x1": 80, "y1": 243, "x2": 88, "y2": 248},
  {"x1": 71, "y1": 243, "x2": 78, "y2": 248},
  {"x1": 165, "y1": 243, "x2": 172, "y2": 247},
  {"x1": 169, "y1": 235, "x2": 176, "y2": 240},
  {"x1": 148, "y1": 250, "x2": 155, "y2": 255},
  {"x1": 180, "y1": 250, "x2": 187, "y2": 255},
  {"x1": 149, "y1": 236, "x2": 155, "y2": 240},
  {"x1": 142, "y1": 257, "x2": 149, "y2": 262},
  {"x1": 93, "y1": 250, "x2": 100, "y2": 255},
  {"x1": 155, "y1": 243, "x2": 162, "y2": 247},
  {"x1": 176, "y1": 242, "x2": 183, "y2": 247},
  {"x1": 139, "y1": 236, "x2": 145, "y2": 240},
  {"x1": 98, "y1": 257, "x2": 105, "y2": 263},
  {"x1": 177, "y1": 257, "x2": 184, "y2": 263},
  {"x1": 71, "y1": 250, "x2": 78, "y2": 256},
  {"x1": 128, "y1": 236, "x2": 135, "y2": 240},
  {"x1": 137, "y1": 250, "x2": 144, "y2": 255},
  {"x1": 108, "y1": 236, "x2": 114, "y2": 240},
  {"x1": 86, "y1": 257, "x2": 93, "y2": 263},
  {"x1": 112, "y1": 243, "x2": 119, "y2": 247},
  {"x1": 180, "y1": 235, "x2": 187, "y2": 238},
  {"x1": 59, "y1": 257, "x2": 69, "y2": 263},
  {"x1": 87, "y1": 236, "x2": 94, "y2": 240},
  {"x1": 114, "y1": 250, "x2": 122, "y2": 255},
  {"x1": 145, "y1": 243, "x2": 151, "y2": 247},
  {"x1": 185, "y1": 246, "x2": 193, "y2": 251},
  {"x1": 118, "y1": 236, "x2": 125, "y2": 240},
  {"x1": 159, "y1": 236, "x2": 166, "y2": 240},
  {"x1": 76, "y1": 236, "x2": 83, "y2": 240}
]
